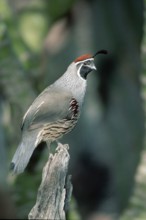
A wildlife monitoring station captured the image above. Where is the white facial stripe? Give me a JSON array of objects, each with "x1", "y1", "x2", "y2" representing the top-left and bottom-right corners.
[
  {"x1": 77, "y1": 64, "x2": 86, "y2": 81},
  {"x1": 76, "y1": 58, "x2": 96, "y2": 80}
]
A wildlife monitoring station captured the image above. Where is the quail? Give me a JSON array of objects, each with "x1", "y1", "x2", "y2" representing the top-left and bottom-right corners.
[{"x1": 10, "y1": 50, "x2": 107, "y2": 174}]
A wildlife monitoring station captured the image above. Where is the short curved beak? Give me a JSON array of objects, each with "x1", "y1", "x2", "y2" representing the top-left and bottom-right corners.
[{"x1": 91, "y1": 62, "x2": 97, "y2": 71}]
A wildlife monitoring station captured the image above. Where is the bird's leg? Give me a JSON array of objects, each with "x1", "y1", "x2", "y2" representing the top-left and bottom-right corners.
[
  {"x1": 46, "y1": 140, "x2": 51, "y2": 154},
  {"x1": 56, "y1": 140, "x2": 63, "y2": 148}
]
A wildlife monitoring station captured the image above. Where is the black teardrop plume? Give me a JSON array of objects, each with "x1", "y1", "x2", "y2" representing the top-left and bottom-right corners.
[{"x1": 93, "y1": 50, "x2": 108, "y2": 58}]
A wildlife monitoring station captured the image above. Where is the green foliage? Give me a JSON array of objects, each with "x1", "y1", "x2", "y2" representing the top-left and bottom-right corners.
[
  {"x1": 18, "y1": 11, "x2": 48, "y2": 52},
  {"x1": 12, "y1": 172, "x2": 41, "y2": 219},
  {"x1": 0, "y1": 0, "x2": 146, "y2": 219},
  {"x1": 47, "y1": 0, "x2": 75, "y2": 22}
]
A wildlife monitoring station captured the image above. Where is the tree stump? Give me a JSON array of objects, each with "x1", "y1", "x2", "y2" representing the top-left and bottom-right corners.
[{"x1": 28, "y1": 143, "x2": 72, "y2": 220}]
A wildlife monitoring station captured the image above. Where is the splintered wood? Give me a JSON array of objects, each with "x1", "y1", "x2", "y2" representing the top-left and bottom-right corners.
[{"x1": 28, "y1": 143, "x2": 72, "y2": 220}]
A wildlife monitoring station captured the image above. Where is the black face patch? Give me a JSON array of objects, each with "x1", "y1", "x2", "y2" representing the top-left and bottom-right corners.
[{"x1": 80, "y1": 65, "x2": 92, "y2": 79}]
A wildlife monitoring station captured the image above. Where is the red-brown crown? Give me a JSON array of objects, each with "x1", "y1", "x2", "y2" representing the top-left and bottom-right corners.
[{"x1": 74, "y1": 54, "x2": 93, "y2": 63}]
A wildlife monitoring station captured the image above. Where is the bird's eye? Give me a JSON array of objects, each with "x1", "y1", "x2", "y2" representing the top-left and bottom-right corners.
[{"x1": 83, "y1": 60, "x2": 91, "y2": 66}]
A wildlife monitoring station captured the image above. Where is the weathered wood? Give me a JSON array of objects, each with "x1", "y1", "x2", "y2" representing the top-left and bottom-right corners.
[{"x1": 28, "y1": 143, "x2": 72, "y2": 220}]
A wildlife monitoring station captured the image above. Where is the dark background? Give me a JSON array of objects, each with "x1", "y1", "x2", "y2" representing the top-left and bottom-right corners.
[{"x1": 0, "y1": 0, "x2": 146, "y2": 219}]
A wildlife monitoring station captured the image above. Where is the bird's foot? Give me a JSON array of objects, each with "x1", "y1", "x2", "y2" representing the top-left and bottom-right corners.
[{"x1": 56, "y1": 141, "x2": 69, "y2": 153}]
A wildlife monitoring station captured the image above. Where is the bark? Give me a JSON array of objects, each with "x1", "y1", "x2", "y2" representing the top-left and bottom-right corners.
[{"x1": 28, "y1": 143, "x2": 72, "y2": 220}]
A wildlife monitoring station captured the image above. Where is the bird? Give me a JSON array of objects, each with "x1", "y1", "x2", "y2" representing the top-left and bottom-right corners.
[{"x1": 10, "y1": 50, "x2": 107, "y2": 174}]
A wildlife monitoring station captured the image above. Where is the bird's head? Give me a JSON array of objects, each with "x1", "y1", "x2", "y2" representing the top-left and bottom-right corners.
[{"x1": 74, "y1": 50, "x2": 108, "y2": 80}]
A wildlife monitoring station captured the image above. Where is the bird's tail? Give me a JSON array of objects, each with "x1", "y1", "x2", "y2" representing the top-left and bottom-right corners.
[{"x1": 10, "y1": 134, "x2": 39, "y2": 175}]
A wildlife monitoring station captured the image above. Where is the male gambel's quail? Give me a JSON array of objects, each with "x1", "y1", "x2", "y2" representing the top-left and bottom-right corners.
[{"x1": 10, "y1": 50, "x2": 107, "y2": 174}]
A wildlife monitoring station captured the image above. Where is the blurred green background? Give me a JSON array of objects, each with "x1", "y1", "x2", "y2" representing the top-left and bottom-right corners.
[{"x1": 0, "y1": 0, "x2": 146, "y2": 219}]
